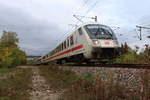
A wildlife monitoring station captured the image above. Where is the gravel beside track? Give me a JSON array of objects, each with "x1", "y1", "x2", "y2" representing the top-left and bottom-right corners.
[{"x1": 29, "y1": 66, "x2": 61, "y2": 100}]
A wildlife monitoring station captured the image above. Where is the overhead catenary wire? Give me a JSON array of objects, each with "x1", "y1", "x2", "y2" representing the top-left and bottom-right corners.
[
  {"x1": 75, "y1": 0, "x2": 100, "y2": 25},
  {"x1": 75, "y1": 0, "x2": 90, "y2": 15},
  {"x1": 116, "y1": 29, "x2": 143, "y2": 44},
  {"x1": 109, "y1": 23, "x2": 150, "y2": 45},
  {"x1": 84, "y1": 0, "x2": 99, "y2": 15},
  {"x1": 117, "y1": 30, "x2": 136, "y2": 36},
  {"x1": 82, "y1": 0, "x2": 90, "y2": 8},
  {"x1": 136, "y1": 25, "x2": 150, "y2": 40},
  {"x1": 52, "y1": 0, "x2": 95, "y2": 46},
  {"x1": 118, "y1": 30, "x2": 150, "y2": 44},
  {"x1": 107, "y1": 23, "x2": 150, "y2": 43}
]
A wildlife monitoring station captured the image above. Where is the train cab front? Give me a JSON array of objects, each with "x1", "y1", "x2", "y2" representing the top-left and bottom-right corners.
[{"x1": 84, "y1": 24, "x2": 120, "y2": 60}]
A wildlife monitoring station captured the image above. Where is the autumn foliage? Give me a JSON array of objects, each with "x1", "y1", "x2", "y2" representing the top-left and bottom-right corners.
[{"x1": 0, "y1": 31, "x2": 26, "y2": 68}]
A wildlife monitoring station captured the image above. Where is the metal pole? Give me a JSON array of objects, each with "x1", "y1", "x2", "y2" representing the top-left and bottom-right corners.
[
  {"x1": 139, "y1": 27, "x2": 142, "y2": 40},
  {"x1": 95, "y1": 16, "x2": 97, "y2": 22},
  {"x1": 136, "y1": 25, "x2": 150, "y2": 40}
]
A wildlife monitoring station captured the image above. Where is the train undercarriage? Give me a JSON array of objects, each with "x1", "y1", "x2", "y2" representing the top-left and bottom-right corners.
[{"x1": 56, "y1": 48, "x2": 120, "y2": 65}]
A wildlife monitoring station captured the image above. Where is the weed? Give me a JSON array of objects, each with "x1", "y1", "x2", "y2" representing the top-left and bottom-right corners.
[
  {"x1": 0, "y1": 68, "x2": 32, "y2": 100},
  {"x1": 39, "y1": 66, "x2": 78, "y2": 90},
  {"x1": 0, "y1": 68, "x2": 11, "y2": 73}
]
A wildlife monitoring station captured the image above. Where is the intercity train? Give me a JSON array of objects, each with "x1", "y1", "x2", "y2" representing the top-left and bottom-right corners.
[{"x1": 36, "y1": 22, "x2": 120, "y2": 65}]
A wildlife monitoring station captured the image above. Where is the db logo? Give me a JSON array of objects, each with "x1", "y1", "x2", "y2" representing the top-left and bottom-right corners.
[{"x1": 104, "y1": 41, "x2": 110, "y2": 45}]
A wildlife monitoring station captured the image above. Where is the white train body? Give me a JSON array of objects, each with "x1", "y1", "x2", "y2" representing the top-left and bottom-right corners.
[{"x1": 37, "y1": 22, "x2": 120, "y2": 64}]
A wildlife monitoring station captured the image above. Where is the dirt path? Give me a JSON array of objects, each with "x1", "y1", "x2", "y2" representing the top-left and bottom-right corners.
[{"x1": 29, "y1": 66, "x2": 61, "y2": 100}]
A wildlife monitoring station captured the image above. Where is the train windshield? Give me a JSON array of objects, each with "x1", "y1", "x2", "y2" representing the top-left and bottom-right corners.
[{"x1": 85, "y1": 24, "x2": 115, "y2": 39}]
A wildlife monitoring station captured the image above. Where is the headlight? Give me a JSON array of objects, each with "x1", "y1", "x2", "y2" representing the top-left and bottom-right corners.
[
  {"x1": 95, "y1": 41, "x2": 99, "y2": 44},
  {"x1": 93, "y1": 40, "x2": 99, "y2": 45}
]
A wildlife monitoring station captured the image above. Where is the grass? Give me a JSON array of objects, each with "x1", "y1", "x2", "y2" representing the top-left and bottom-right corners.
[
  {"x1": 0, "y1": 68, "x2": 12, "y2": 73},
  {"x1": 0, "y1": 67, "x2": 32, "y2": 100},
  {"x1": 39, "y1": 65, "x2": 78, "y2": 90}
]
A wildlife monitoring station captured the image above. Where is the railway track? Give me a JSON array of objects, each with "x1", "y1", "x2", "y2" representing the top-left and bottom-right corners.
[{"x1": 61, "y1": 64, "x2": 150, "y2": 69}]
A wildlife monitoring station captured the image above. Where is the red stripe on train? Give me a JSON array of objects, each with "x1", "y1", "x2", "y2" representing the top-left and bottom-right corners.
[{"x1": 50, "y1": 44, "x2": 83, "y2": 59}]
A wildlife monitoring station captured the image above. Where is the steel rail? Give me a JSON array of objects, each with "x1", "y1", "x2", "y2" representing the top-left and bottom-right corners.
[{"x1": 60, "y1": 64, "x2": 150, "y2": 69}]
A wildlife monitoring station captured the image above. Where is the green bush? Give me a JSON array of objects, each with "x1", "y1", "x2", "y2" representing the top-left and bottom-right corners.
[
  {"x1": 114, "y1": 46, "x2": 150, "y2": 64},
  {"x1": 114, "y1": 52, "x2": 138, "y2": 64},
  {"x1": 118, "y1": 43, "x2": 150, "y2": 64}
]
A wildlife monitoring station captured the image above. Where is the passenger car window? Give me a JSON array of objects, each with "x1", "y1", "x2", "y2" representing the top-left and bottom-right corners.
[
  {"x1": 67, "y1": 38, "x2": 69, "y2": 47},
  {"x1": 70, "y1": 36, "x2": 74, "y2": 45},
  {"x1": 61, "y1": 43, "x2": 64, "y2": 50},
  {"x1": 64, "y1": 41, "x2": 66, "y2": 49}
]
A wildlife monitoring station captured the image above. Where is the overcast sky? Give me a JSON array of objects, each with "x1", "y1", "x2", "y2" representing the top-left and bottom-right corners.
[{"x1": 0, "y1": 0, "x2": 150, "y2": 56}]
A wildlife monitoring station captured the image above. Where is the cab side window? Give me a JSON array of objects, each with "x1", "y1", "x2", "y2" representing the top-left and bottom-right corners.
[{"x1": 78, "y1": 28, "x2": 83, "y2": 35}]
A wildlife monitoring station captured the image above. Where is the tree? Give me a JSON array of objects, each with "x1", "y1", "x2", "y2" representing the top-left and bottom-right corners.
[
  {"x1": 0, "y1": 31, "x2": 18, "y2": 47},
  {"x1": 120, "y1": 42, "x2": 131, "y2": 54},
  {"x1": 0, "y1": 31, "x2": 26, "y2": 68},
  {"x1": 144, "y1": 44, "x2": 150, "y2": 56}
]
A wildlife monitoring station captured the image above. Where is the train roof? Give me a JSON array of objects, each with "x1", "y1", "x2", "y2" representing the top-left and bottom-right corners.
[{"x1": 76, "y1": 22, "x2": 100, "y2": 29}]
